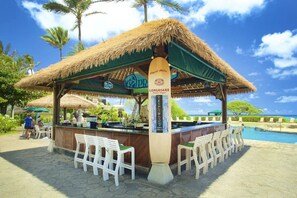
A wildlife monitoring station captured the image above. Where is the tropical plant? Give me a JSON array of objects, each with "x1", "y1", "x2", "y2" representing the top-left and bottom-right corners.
[
  {"x1": 0, "y1": 114, "x2": 18, "y2": 133},
  {"x1": 0, "y1": 53, "x2": 44, "y2": 116},
  {"x1": 227, "y1": 100, "x2": 263, "y2": 115},
  {"x1": 67, "y1": 42, "x2": 85, "y2": 56},
  {"x1": 43, "y1": 0, "x2": 115, "y2": 46},
  {"x1": 0, "y1": 41, "x2": 17, "y2": 57},
  {"x1": 21, "y1": 54, "x2": 40, "y2": 75},
  {"x1": 41, "y1": 26, "x2": 70, "y2": 60},
  {"x1": 132, "y1": 0, "x2": 187, "y2": 22},
  {"x1": 171, "y1": 99, "x2": 187, "y2": 119}
]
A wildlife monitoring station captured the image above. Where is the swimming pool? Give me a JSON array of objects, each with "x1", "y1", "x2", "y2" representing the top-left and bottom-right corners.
[{"x1": 242, "y1": 127, "x2": 297, "y2": 144}]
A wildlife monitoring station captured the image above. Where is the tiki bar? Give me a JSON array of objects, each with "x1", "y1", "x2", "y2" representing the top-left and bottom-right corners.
[{"x1": 15, "y1": 19, "x2": 255, "y2": 184}]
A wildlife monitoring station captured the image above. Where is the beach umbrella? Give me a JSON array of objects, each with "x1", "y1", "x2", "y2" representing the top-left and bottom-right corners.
[
  {"x1": 26, "y1": 94, "x2": 97, "y2": 120},
  {"x1": 25, "y1": 107, "x2": 49, "y2": 112}
]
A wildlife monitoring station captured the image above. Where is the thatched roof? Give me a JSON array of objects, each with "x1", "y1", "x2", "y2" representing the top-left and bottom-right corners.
[
  {"x1": 15, "y1": 19, "x2": 256, "y2": 97},
  {"x1": 27, "y1": 94, "x2": 97, "y2": 109}
]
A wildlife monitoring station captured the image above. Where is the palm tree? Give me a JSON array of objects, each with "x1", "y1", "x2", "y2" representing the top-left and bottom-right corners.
[
  {"x1": 43, "y1": 0, "x2": 115, "y2": 46},
  {"x1": 21, "y1": 54, "x2": 40, "y2": 76},
  {"x1": 0, "y1": 41, "x2": 17, "y2": 57},
  {"x1": 67, "y1": 42, "x2": 85, "y2": 56},
  {"x1": 41, "y1": 26, "x2": 70, "y2": 60},
  {"x1": 132, "y1": 0, "x2": 187, "y2": 22}
]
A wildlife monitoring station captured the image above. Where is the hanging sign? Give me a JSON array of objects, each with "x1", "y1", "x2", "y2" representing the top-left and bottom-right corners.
[
  {"x1": 124, "y1": 72, "x2": 178, "y2": 89},
  {"x1": 104, "y1": 81, "x2": 113, "y2": 89},
  {"x1": 124, "y1": 74, "x2": 148, "y2": 89}
]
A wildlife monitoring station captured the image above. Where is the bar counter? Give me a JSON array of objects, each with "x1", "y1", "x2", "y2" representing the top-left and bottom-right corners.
[{"x1": 55, "y1": 122, "x2": 225, "y2": 169}]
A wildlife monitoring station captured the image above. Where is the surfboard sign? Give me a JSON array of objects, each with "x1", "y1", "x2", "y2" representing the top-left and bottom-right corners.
[{"x1": 148, "y1": 57, "x2": 171, "y2": 164}]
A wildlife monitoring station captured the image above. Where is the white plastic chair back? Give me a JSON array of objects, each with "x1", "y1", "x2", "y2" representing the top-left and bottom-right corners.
[{"x1": 75, "y1": 134, "x2": 85, "y2": 144}]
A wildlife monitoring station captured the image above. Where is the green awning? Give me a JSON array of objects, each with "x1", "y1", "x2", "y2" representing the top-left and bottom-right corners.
[{"x1": 168, "y1": 42, "x2": 226, "y2": 83}]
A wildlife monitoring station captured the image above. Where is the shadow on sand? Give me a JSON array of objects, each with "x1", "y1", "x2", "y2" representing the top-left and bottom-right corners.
[{"x1": 0, "y1": 145, "x2": 250, "y2": 198}]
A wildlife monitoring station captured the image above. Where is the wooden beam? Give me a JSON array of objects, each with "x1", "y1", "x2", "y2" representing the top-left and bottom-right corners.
[
  {"x1": 171, "y1": 77, "x2": 204, "y2": 86},
  {"x1": 133, "y1": 66, "x2": 148, "y2": 79}
]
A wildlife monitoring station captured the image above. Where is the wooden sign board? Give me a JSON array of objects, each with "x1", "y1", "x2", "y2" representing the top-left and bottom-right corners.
[{"x1": 148, "y1": 57, "x2": 171, "y2": 164}]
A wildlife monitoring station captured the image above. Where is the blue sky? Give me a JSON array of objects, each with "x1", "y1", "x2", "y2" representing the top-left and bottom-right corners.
[{"x1": 1, "y1": 0, "x2": 297, "y2": 115}]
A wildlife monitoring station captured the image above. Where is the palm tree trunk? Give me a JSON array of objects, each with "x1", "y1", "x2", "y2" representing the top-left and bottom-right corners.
[
  {"x1": 78, "y1": 19, "x2": 82, "y2": 45},
  {"x1": 144, "y1": 3, "x2": 148, "y2": 23},
  {"x1": 59, "y1": 48, "x2": 62, "y2": 61}
]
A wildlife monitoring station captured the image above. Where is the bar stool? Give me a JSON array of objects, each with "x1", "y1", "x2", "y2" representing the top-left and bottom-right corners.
[
  {"x1": 177, "y1": 135, "x2": 209, "y2": 179},
  {"x1": 74, "y1": 134, "x2": 86, "y2": 169},
  {"x1": 211, "y1": 130, "x2": 223, "y2": 166},
  {"x1": 93, "y1": 136, "x2": 107, "y2": 176},
  {"x1": 83, "y1": 135, "x2": 98, "y2": 175},
  {"x1": 234, "y1": 127, "x2": 244, "y2": 152},
  {"x1": 221, "y1": 130, "x2": 231, "y2": 161},
  {"x1": 103, "y1": 138, "x2": 135, "y2": 186},
  {"x1": 203, "y1": 133, "x2": 214, "y2": 172}
]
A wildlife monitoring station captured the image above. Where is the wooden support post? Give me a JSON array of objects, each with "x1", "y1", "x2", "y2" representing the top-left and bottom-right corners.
[
  {"x1": 63, "y1": 107, "x2": 67, "y2": 121},
  {"x1": 222, "y1": 84, "x2": 227, "y2": 125},
  {"x1": 52, "y1": 82, "x2": 61, "y2": 140}
]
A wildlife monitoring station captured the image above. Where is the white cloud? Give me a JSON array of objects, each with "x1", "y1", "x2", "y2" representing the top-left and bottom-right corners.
[
  {"x1": 236, "y1": 46, "x2": 243, "y2": 55},
  {"x1": 266, "y1": 67, "x2": 297, "y2": 79},
  {"x1": 22, "y1": 0, "x2": 144, "y2": 43},
  {"x1": 184, "y1": 0, "x2": 265, "y2": 23},
  {"x1": 284, "y1": 87, "x2": 297, "y2": 93},
  {"x1": 254, "y1": 30, "x2": 297, "y2": 79},
  {"x1": 275, "y1": 96, "x2": 297, "y2": 103},
  {"x1": 249, "y1": 93, "x2": 259, "y2": 99},
  {"x1": 193, "y1": 97, "x2": 212, "y2": 103},
  {"x1": 248, "y1": 72, "x2": 259, "y2": 76},
  {"x1": 254, "y1": 30, "x2": 297, "y2": 61},
  {"x1": 174, "y1": 98, "x2": 182, "y2": 101},
  {"x1": 265, "y1": 91, "x2": 276, "y2": 96}
]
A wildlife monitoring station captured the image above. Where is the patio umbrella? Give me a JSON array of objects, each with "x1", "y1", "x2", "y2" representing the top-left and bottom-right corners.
[
  {"x1": 24, "y1": 107, "x2": 49, "y2": 112},
  {"x1": 26, "y1": 94, "x2": 97, "y2": 120}
]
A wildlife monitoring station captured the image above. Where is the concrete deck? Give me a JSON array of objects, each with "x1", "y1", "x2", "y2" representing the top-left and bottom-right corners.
[{"x1": 0, "y1": 133, "x2": 297, "y2": 198}]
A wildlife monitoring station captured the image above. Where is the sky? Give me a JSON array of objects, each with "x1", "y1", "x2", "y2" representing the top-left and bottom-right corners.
[{"x1": 1, "y1": 0, "x2": 297, "y2": 115}]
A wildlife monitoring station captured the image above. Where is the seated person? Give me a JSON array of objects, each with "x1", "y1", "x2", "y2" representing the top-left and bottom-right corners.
[{"x1": 37, "y1": 118, "x2": 44, "y2": 128}]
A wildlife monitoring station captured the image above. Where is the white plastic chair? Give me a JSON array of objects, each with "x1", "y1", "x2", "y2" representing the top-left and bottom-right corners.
[
  {"x1": 74, "y1": 134, "x2": 86, "y2": 169},
  {"x1": 34, "y1": 125, "x2": 48, "y2": 139},
  {"x1": 203, "y1": 133, "x2": 214, "y2": 171},
  {"x1": 220, "y1": 130, "x2": 231, "y2": 161},
  {"x1": 103, "y1": 138, "x2": 135, "y2": 186},
  {"x1": 93, "y1": 136, "x2": 107, "y2": 176},
  {"x1": 259, "y1": 117, "x2": 264, "y2": 122},
  {"x1": 233, "y1": 127, "x2": 244, "y2": 152},
  {"x1": 211, "y1": 131, "x2": 223, "y2": 166},
  {"x1": 83, "y1": 135, "x2": 98, "y2": 175},
  {"x1": 177, "y1": 135, "x2": 209, "y2": 179}
]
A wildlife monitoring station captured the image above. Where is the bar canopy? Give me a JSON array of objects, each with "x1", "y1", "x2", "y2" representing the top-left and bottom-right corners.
[{"x1": 15, "y1": 19, "x2": 256, "y2": 98}]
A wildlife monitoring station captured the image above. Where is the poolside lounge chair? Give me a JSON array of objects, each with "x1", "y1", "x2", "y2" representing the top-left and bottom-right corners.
[
  {"x1": 259, "y1": 117, "x2": 264, "y2": 122},
  {"x1": 277, "y1": 118, "x2": 283, "y2": 123},
  {"x1": 228, "y1": 117, "x2": 232, "y2": 122},
  {"x1": 269, "y1": 118, "x2": 274, "y2": 123},
  {"x1": 239, "y1": 117, "x2": 242, "y2": 122}
]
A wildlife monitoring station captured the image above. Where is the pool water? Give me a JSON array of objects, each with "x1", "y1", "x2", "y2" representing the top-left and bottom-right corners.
[{"x1": 242, "y1": 127, "x2": 297, "y2": 144}]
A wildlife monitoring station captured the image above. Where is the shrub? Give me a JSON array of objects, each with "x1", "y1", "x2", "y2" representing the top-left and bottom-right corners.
[{"x1": 0, "y1": 114, "x2": 18, "y2": 133}]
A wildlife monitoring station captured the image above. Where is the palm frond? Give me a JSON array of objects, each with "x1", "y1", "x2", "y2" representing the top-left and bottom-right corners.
[
  {"x1": 154, "y1": 0, "x2": 188, "y2": 12},
  {"x1": 43, "y1": 2, "x2": 70, "y2": 14},
  {"x1": 85, "y1": 11, "x2": 106, "y2": 16}
]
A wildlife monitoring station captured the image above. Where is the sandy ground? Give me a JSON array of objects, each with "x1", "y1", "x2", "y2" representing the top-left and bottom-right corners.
[{"x1": 0, "y1": 133, "x2": 297, "y2": 198}]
